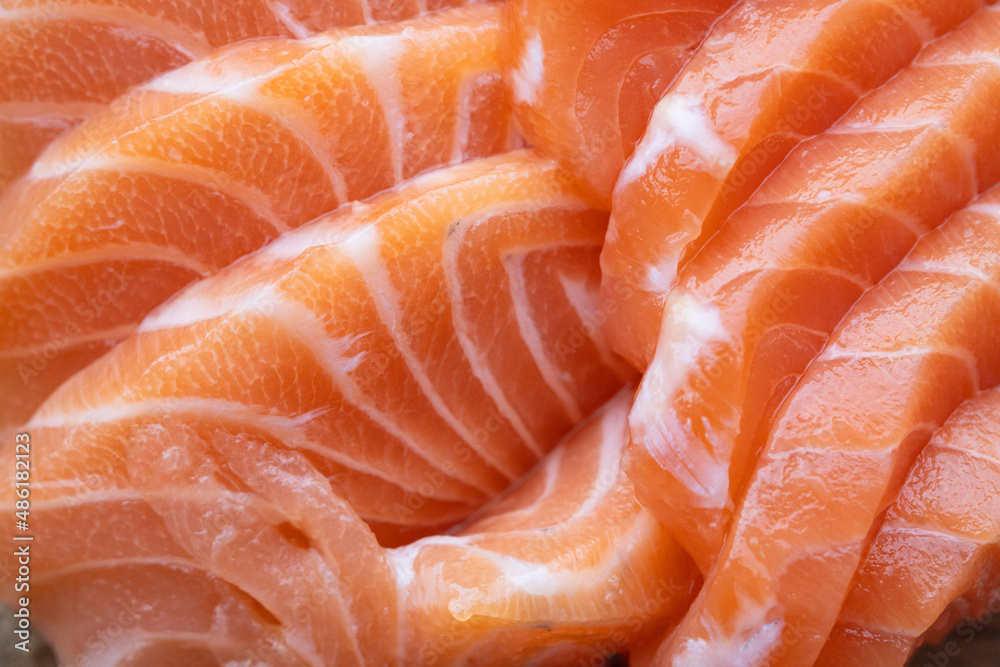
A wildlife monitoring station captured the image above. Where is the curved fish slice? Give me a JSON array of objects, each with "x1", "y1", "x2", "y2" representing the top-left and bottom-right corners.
[
  {"x1": 627, "y1": 3, "x2": 1000, "y2": 571},
  {"x1": 0, "y1": 416, "x2": 397, "y2": 666},
  {"x1": 502, "y1": 0, "x2": 736, "y2": 205},
  {"x1": 817, "y1": 391, "x2": 1000, "y2": 665},
  {"x1": 390, "y1": 385, "x2": 697, "y2": 665},
  {"x1": 653, "y1": 184, "x2": 1000, "y2": 665},
  {"x1": 602, "y1": 0, "x2": 990, "y2": 368},
  {"x1": 0, "y1": 2, "x2": 520, "y2": 430},
  {"x1": 12, "y1": 150, "x2": 632, "y2": 545},
  {"x1": 0, "y1": 0, "x2": 472, "y2": 192}
]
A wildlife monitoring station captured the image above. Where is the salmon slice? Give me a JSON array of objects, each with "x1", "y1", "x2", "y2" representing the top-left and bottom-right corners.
[
  {"x1": 0, "y1": 2, "x2": 520, "y2": 430},
  {"x1": 389, "y1": 385, "x2": 697, "y2": 665},
  {"x1": 602, "y1": 0, "x2": 990, "y2": 369},
  {"x1": 12, "y1": 151, "x2": 632, "y2": 545},
  {"x1": 817, "y1": 386, "x2": 1000, "y2": 666},
  {"x1": 650, "y1": 183, "x2": 1000, "y2": 665},
  {"x1": 0, "y1": 0, "x2": 472, "y2": 193},
  {"x1": 501, "y1": 0, "x2": 737, "y2": 206},
  {"x1": 3, "y1": 389, "x2": 664, "y2": 665},
  {"x1": 1, "y1": 414, "x2": 400, "y2": 666},
  {"x1": 627, "y1": 4, "x2": 1000, "y2": 572}
]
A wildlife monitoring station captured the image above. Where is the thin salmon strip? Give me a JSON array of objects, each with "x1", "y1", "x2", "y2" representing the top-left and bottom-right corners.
[
  {"x1": 389, "y1": 386, "x2": 697, "y2": 665},
  {"x1": 9, "y1": 151, "x2": 631, "y2": 545},
  {"x1": 627, "y1": 4, "x2": 1000, "y2": 572},
  {"x1": 0, "y1": 0, "x2": 472, "y2": 193},
  {"x1": 817, "y1": 386, "x2": 1000, "y2": 666},
  {"x1": 501, "y1": 0, "x2": 737, "y2": 206},
  {"x1": 602, "y1": 0, "x2": 990, "y2": 369},
  {"x1": 652, "y1": 183, "x2": 1000, "y2": 665},
  {"x1": 0, "y1": 3, "x2": 520, "y2": 431}
]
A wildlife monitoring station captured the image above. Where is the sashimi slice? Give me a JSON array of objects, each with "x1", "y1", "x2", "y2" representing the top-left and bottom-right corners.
[
  {"x1": 390, "y1": 386, "x2": 697, "y2": 665},
  {"x1": 602, "y1": 0, "x2": 990, "y2": 368},
  {"x1": 501, "y1": 0, "x2": 737, "y2": 205},
  {"x1": 0, "y1": 0, "x2": 471, "y2": 193},
  {"x1": 0, "y1": 2, "x2": 520, "y2": 430},
  {"x1": 817, "y1": 386, "x2": 1000, "y2": 666},
  {"x1": 627, "y1": 4, "x2": 1000, "y2": 572},
  {"x1": 652, "y1": 184, "x2": 1000, "y2": 665},
  {"x1": 0, "y1": 418, "x2": 398, "y2": 666},
  {"x1": 17, "y1": 151, "x2": 632, "y2": 545}
]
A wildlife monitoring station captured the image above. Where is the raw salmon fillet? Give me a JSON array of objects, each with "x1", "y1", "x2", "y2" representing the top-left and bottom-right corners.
[
  {"x1": 0, "y1": 2, "x2": 520, "y2": 430},
  {"x1": 501, "y1": 0, "x2": 736, "y2": 205},
  {"x1": 602, "y1": 0, "x2": 990, "y2": 368},
  {"x1": 0, "y1": 0, "x2": 471, "y2": 193},
  {"x1": 389, "y1": 386, "x2": 697, "y2": 665},
  {"x1": 652, "y1": 183, "x2": 1000, "y2": 665},
  {"x1": 10, "y1": 151, "x2": 632, "y2": 545},
  {"x1": 627, "y1": 3, "x2": 1000, "y2": 572},
  {"x1": 818, "y1": 385, "x2": 1000, "y2": 666}
]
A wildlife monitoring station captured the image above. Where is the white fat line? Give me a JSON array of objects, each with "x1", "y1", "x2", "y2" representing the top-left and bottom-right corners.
[
  {"x1": 338, "y1": 224, "x2": 519, "y2": 482},
  {"x1": 14, "y1": 490, "x2": 143, "y2": 511},
  {"x1": 267, "y1": 0, "x2": 313, "y2": 39},
  {"x1": 441, "y1": 207, "x2": 554, "y2": 457},
  {"x1": 557, "y1": 271, "x2": 635, "y2": 381},
  {"x1": 27, "y1": 153, "x2": 292, "y2": 237},
  {"x1": 930, "y1": 440, "x2": 1000, "y2": 471},
  {"x1": 620, "y1": 94, "x2": 736, "y2": 186},
  {"x1": 0, "y1": 240, "x2": 212, "y2": 283},
  {"x1": 258, "y1": 212, "x2": 365, "y2": 261},
  {"x1": 0, "y1": 5, "x2": 211, "y2": 59},
  {"x1": 0, "y1": 323, "x2": 136, "y2": 359},
  {"x1": 568, "y1": 400, "x2": 629, "y2": 521},
  {"x1": 826, "y1": 120, "x2": 949, "y2": 134},
  {"x1": 34, "y1": 555, "x2": 203, "y2": 585},
  {"x1": 898, "y1": 259, "x2": 1000, "y2": 294},
  {"x1": 0, "y1": 100, "x2": 106, "y2": 122},
  {"x1": 449, "y1": 70, "x2": 487, "y2": 163},
  {"x1": 139, "y1": 282, "x2": 285, "y2": 331},
  {"x1": 965, "y1": 201, "x2": 1000, "y2": 218},
  {"x1": 877, "y1": 522, "x2": 991, "y2": 547},
  {"x1": 344, "y1": 34, "x2": 406, "y2": 183},
  {"x1": 356, "y1": 0, "x2": 374, "y2": 23},
  {"x1": 502, "y1": 252, "x2": 584, "y2": 424},
  {"x1": 821, "y1": 343, "x2": 981, "y2": 389},
  {"x1": 509, "y1": 31, "x2": 543, "y2": 105}
]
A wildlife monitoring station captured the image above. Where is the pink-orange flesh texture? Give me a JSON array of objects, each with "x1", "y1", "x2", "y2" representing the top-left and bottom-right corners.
[
  {"x1": 602, "y1": 0, "x2": 990, "y2": 369},
  {"x1": 1, "y1": 415, "x2": 399, "y2": 667},
  {"x1": 651, "y1": 183, "x2": 1000, "y2": 665},
  {"x1": 817, "y1": 384, "x2": 1000, "y2": 666},
  {"x1": 7, "y1": 151, "x2": 633, "y2": 547},
  {"x1": 0, "y1": 0, "x2": 472, "y2": 193},
  {"x1": 626, "y1": 3, "x2": 1000, "y2": 573},
  {"x1": 389, "y1": 385, "x2": 697, "y2": 666},
  {"x1": 0, "y1": 3, "x2": 520, "y2": 431},
  {"x1": 501, "y1": 0, "x2": 737, "y2": 206}
]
